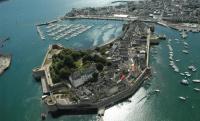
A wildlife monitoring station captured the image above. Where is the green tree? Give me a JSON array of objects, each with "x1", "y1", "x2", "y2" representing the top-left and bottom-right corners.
[
  {"x1": 64, "y1": 55, "x2": 74, "y2": 68},
  {"x1": 71, "y1": 51, "x2": 81, "y2": 61},
  {"x1": 92, "y1": 72, "x2": 99, "y2": 82},
  {"x1": 96, "y1": 63, "x2": 104, "y2": 72},
  {"x1": 59, "y1": 67, "x2": 71, "y2": 79}
]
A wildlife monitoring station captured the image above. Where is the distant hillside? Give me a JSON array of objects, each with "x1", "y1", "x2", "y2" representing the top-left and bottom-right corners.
[{"x1": 0, "y1": 0, "x2": 7, "y2": 2}]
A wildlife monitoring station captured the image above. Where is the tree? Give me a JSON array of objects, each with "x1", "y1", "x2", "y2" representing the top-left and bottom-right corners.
[
  {"x1": 59, "y1": 67, "x2": 71, "y2": 79},
  {"x1": 107, "y1": 61, "x2": 112, "y2": 66},
  {"x1": 93, "y1": 54, "x2": 107, "y2": 64},
  {"x1": 96, "y1": 63, "x2": 104, "y2": 72},
  {"x1": 82, "y1": 54, "x2": 93, "y2": 63},
  {"x1": 92, "y1": 72, "x2": 99, "y2": 82},
  {"x1": 71, "y1": 51, "x2": 81, "y2": 61},
  {"x1": 64, "y1": 55, "x2": 74, "y2": 68}
]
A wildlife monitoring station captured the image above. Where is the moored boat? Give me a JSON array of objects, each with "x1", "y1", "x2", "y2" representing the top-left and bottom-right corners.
[
  {"x1": 193, "y1": 88, "x2": 200, "y2": 92},
  {"x1": 192, "y1": 79, "x2": 200, "y2": 83},
  {"x1": 180, "y1": 79, "x2": 189, "y2": 85},
  {"x1": 179, "y1": 96, "x2": 186, "y2": 101}
]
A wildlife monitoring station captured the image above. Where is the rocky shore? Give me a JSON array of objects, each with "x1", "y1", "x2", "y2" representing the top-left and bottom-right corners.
[{"x1": 0, "y1": 54, "x2": 11, "y2": 75}]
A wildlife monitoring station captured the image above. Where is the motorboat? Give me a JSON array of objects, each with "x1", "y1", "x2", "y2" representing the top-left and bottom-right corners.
[
  {"x1": 192, "y1": 79, "x2": 200, "y2": 83},
  {"x1": 182, "y1": 50, "x2": 189, "y2": 54},
  {"x1": 180, "y1": 79, "x2": 189, "y2": 85},
  {"x1": 179, "y1": 96, "x2": 186, "y2": 101},
  {"x1": 188, "y1": 65, "x2": 197, "y2": 72},
  {"x1": 41, "y1": 95, "x2": 48, "y2": 100},
  {"x1": 193, "y1": 88, "x2": 200, "y2": 92},
  {"x1": 181, "y1": 30, "x2": 188, "y2": 39},
  {"x1": 154, "y1": 89, "x2": 160, "y2": 92},
  {"x1": 185, "y1": 73, "x2": 191, "y2": 77}
]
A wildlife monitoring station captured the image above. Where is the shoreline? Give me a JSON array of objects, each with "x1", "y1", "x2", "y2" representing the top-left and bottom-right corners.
[{"x1": 0, "y1": 54, "x2": 12, "y2": 75}]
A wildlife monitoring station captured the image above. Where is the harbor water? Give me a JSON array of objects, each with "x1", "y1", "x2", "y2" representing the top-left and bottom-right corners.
[{"x1": 1, "y1": 0, "x2": 200, "y2": 121}]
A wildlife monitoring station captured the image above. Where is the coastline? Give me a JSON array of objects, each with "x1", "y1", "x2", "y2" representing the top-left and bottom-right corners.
[{"x1": 0, "y1": 54, "x2": 11, "y2": 75}]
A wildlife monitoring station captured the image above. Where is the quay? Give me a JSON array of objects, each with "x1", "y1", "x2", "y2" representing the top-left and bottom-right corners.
[
  {"x1": 36, "y1": 26, "x2": 45, "y2": 40},
  {"x1": 62, "y1": 15, "x2": 200, "y2": 33}
]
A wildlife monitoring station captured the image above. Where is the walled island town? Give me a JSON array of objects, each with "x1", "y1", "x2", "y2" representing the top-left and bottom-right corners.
[{"x1": 1, "y1": 0, "x2": 200, "y2": 121}]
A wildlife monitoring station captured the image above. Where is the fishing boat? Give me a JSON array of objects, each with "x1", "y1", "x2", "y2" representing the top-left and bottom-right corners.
[{"x1": 180, "y1": 73, "x2": 185, "y2": 76}]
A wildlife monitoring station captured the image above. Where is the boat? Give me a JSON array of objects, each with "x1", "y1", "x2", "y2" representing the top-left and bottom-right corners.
[
  {"x1": 175, "y1": 59, "x2": 180, "y2": 62},
  {"x1": 193, "y1": 88, "x2": 200, "y2": 92},
  {"x1": 183, "y1": 42, "x2": 189, "y2": 46},
  {"x1": 185, "y1": 73, "x2": 191, "y2": 77},
  {"x1": 181, "y1": 30, "x2": 188, "y2": 39},
  {"x1": 182, "y1": 50, "x2": 189, "y2": 54},
  {"x1": 174, "y1": 68, "x2": 179, "y2": 72},
  {"x1": 175, "y1": 38, "x2": 179, "y2": 41},
  {"x1": 41, "y1": 113, "x2": 47, "y2": 120},
  {"x1": 180, "y1": 73, "x2": 185, "y2": 76},
  {"x1": 192, "y1": 79, "x2": 200, "y2": 83},
  {"x1": 154, "y1": 89, "x2": 160, "y2": 92},
  {"x1": 188, "y1": 65, "x2": 197, "y2": 72},
  {"x1": 41, "y1": 95, "x2": 47, "y2": 100},
  {"x1": 179, "y1": 96, "x2": 186, "y2": 101},
  {"x1": 180, "y1": 79, "x2": 189, "y2": 85}
]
